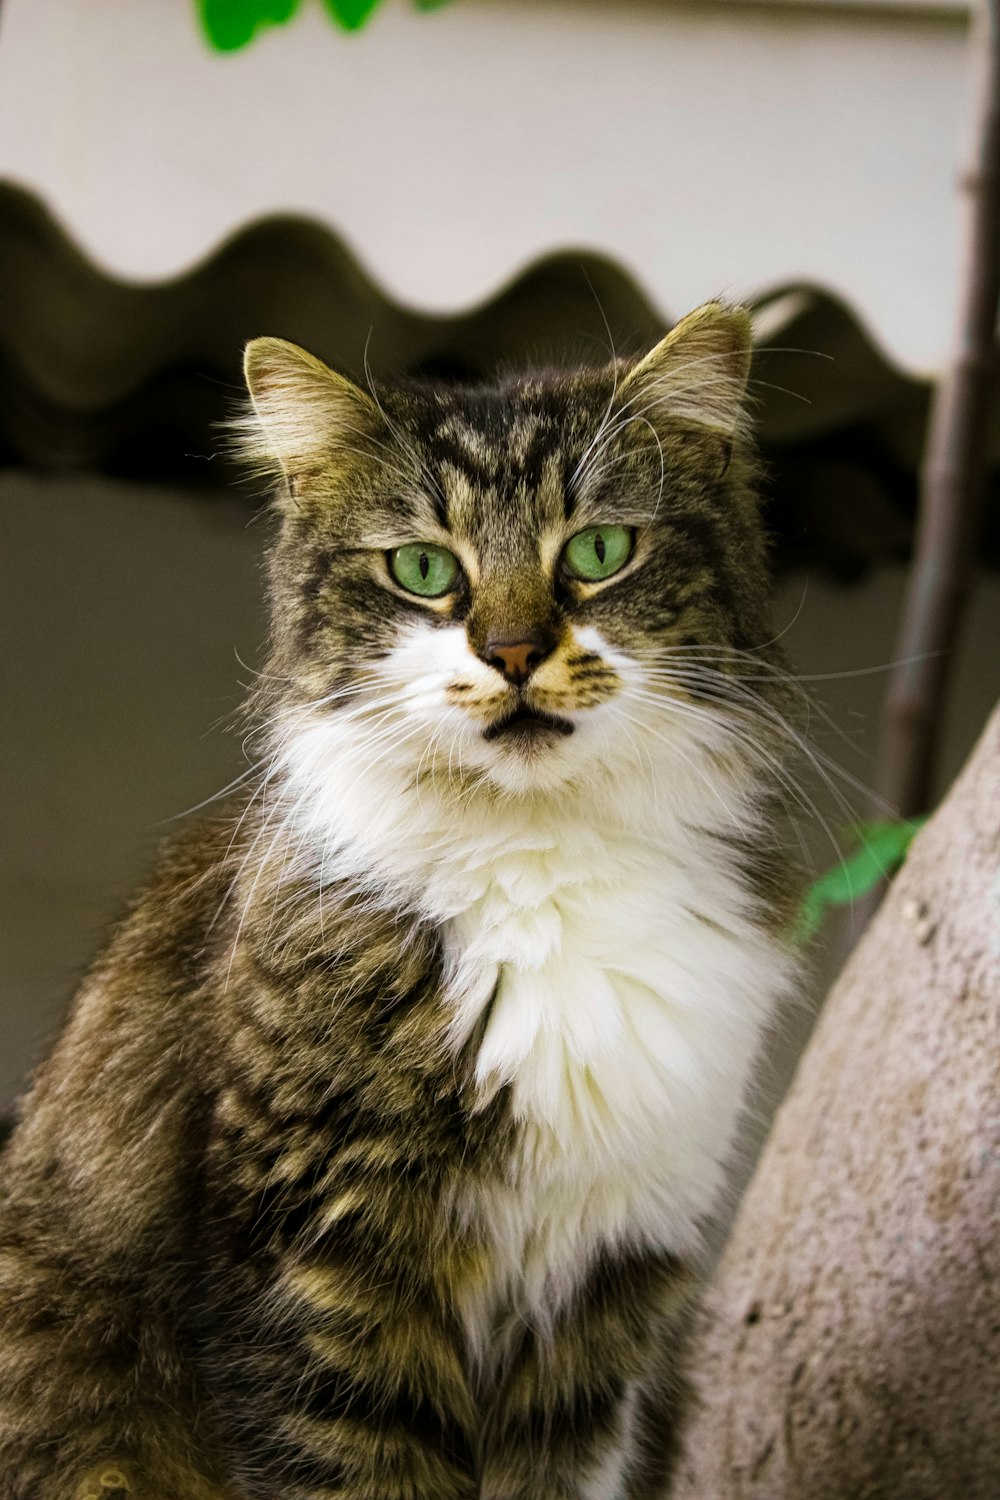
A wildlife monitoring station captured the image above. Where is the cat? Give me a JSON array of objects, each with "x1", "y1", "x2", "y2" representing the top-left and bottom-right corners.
[{"x1": 0, "y1": 302, "x2": 799, "y2": 1500}]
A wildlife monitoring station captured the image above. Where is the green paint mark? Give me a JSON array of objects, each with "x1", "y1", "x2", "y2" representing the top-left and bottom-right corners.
[
  {"x1": 197, "y1": 0, "x2": 302, "y2": 51},
  {"x1": 797, "y1": 817, "x2": 928, "y2": 944},
  {"x1": 198, "y1": 0, "x2": 454, "y2": 48},
  {"x1": 322, "y1": 0, "x2": 383, "y2": 28}
]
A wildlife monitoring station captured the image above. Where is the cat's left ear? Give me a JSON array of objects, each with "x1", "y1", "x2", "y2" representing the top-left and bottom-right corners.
[
  {"x1": 241, "y1": 337, "x2": 380, "y2": 483},
  {"x1": 617, "y1": 302, "x2": 752, "y2": 443}
]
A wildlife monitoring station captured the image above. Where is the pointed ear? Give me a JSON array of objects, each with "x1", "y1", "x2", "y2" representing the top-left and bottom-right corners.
[
  {"x1": 240, "y1": 337, "x2": 379, "y2": 479},
  {"x1": 618, "y1": 302, "x2": 752, "y2": 437}
]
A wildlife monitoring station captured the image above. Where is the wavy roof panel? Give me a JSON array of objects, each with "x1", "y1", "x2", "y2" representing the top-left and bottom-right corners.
[
  {"x1": 0, "y1": 0, "x2": 970, "y2": 375},
  {"x1": 1, "y1": 183, "x2": 998, "y2": 578}
]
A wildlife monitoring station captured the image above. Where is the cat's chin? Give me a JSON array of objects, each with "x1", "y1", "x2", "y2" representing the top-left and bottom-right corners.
[
  {"x1": 484, "y1": 760, "x2": 576, "y2": 796},
  {"x1": 475, "y1": 733, "x2": 585, "y2": 796}
]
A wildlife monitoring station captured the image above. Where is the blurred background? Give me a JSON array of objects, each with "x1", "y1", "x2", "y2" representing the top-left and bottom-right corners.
[{"x1": 1, "y1": 0, "x2": 998, "y2": 1190}]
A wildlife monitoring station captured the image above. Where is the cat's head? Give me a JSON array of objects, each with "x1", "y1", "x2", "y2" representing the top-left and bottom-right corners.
[{"x1": 242, "y1": 303, "x2": 776, "y2": 801}]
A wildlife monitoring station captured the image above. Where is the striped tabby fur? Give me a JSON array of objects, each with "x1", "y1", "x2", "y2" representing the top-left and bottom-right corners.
[{"x1": 0, "y1": 304, "x2": 798, "y2": 1499}]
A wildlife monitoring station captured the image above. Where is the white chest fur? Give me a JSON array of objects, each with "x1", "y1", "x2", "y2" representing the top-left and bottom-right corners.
[
  {"x1": 435, "y1": 799, "x2": 793, "y2": 1335},
  {"x1": 278, "y1": 683, "x2": 796, "y2": 1339}
]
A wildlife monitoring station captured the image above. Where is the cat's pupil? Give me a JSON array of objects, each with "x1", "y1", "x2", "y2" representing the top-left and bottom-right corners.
[
  {"x1": 594, "y1": 533, "x2": 606, "y2": 564},
  {"x1": 419, "y1": 552, "x2": 429, "y2": 579}
]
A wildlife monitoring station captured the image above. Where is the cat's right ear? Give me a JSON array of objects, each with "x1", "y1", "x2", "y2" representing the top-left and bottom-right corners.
[
  {"x1": 616, "y1": 303, "x2": 752, "y2": 439},
  {"x1": 239, "y1": 337, "x2": 379, "y2": 493}
]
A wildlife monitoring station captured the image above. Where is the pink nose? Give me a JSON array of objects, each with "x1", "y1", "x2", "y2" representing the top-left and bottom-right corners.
[{"x1": 484, "y1": 637, "x2": 549, "y2": 685}]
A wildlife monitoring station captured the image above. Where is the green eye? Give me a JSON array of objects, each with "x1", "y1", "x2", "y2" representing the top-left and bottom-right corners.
[
  {"x1": 562, "y1": 525, "x2": 634, "y2": 582},
  {"x1": 388, "y1": 543, "x2": 460, "y2": 598}
]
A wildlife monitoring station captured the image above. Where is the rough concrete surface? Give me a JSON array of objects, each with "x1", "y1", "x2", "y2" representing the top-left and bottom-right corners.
[{"x1": 674, "y1": 702, "x2": 1000, "y2": 1499}]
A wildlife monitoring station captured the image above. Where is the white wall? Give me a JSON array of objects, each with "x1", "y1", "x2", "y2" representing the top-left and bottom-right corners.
[{"x1": 0, "y1": 0, "x2": 971, "y2": 373}]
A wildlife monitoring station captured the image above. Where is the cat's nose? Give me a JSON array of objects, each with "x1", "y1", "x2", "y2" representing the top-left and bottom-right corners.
[{"x1": 483, "y1": 635, "x2": 552, "y2": 686}]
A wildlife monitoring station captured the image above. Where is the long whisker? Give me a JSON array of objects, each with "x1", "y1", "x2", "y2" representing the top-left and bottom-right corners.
[
  {"x1": 611, "y1": 703, "x2": 755, "y2": 841},
  {"x1": 162, "y1": 756, "x2": 273, "y2": 824},
  {"x1": 622, "y1": 683, "x2": 839, "y2": 866},
  {"x1": 637, "y1": 662, "x2": 880, "y2": 800},
  {"x1": 630, "y1": 664, "x2": 906, "y2": 892}
]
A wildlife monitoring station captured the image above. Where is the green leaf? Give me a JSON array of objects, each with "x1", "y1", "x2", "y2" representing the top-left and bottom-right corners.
[
  {"x1": 321, "y1": 0, "x2": 383, "y2": 30},
  {"x1": 197, "y1": 0, "x2": 301, "y2": 52},
  {"x1": 796, "y1": 817, "x2": 928, "y2": 944},
  {"x1": 197, "y1": 0, "x2": 451, "y2": 47}
]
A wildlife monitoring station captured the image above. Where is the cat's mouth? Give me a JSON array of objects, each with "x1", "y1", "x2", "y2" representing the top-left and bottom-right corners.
[{"x1": 482, "y1": 707, "x2": 575, "y2": 744}]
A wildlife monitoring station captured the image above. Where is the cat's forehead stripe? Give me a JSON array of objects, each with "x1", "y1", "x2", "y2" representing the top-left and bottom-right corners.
[
  {"x1": 438, "y1": 462, "x2": 488, "y2": 531},
  {"x1": 434, "y1": 414, "x2": 494, "y2": 467},
  {"x1": 421, "y1": 408, "x2": 572, "y2": 533},
  {"x1": 426, "y1": 425, "x2": 500, "y2": 490}
]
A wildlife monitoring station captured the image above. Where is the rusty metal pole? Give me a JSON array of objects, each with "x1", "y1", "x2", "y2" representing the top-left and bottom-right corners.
[{"x1": 877, "y1": 0, "x2": 1000, "y2": 817}]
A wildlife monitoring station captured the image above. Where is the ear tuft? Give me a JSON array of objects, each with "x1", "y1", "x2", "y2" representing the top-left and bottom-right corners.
[
  {"x1": 236, "y1": 337, "x2": 378, "y2": 478},
  {"x1": 618, "y1": 302, "x2": 752, "y2": 437}
]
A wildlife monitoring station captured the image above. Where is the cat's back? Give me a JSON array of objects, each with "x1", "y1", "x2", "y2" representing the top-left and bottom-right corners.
[
  {"x1": 1, "y1": 813, "x2": 237, "y2": 1222},
  {"x1": 0, "y1": 816, "x2": 251, "y2": 1497}
]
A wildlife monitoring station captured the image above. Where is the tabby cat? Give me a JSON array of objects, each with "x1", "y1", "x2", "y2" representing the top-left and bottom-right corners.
[{"x1": 0, "y1": 303, "x2": 798, "y2": 1500}]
